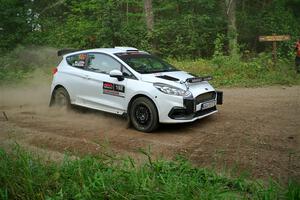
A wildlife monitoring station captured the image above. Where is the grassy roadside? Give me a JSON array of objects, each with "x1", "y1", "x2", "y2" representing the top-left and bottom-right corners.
[
  {"x1": 0, "y1": 46, "x2": 299, "y2": 87},
  {"x1": 0, "y1": 147, "x2": 299, "y2": 200},
  {"x1": 170, "y1": 54, "x2": 300, "y2": 88}
]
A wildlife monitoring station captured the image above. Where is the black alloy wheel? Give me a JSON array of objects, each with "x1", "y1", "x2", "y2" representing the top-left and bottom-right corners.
[{"x1": 130, "y1": 97, "x2": 158, "y2": 132}]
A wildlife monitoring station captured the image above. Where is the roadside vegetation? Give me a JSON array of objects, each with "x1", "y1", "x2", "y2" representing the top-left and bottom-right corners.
[
  {"x1": 0, "y1": 46, "x2": 299, "y2": 87},
  {"x1": 171, "y1": 55, "x2": 300, "y2": 87},
  {"x1": 0, "y1": 146, "x2": 299, "y2": 200}
]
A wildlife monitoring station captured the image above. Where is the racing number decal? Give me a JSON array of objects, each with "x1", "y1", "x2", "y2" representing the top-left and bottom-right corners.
[
  {"x1": 114, "y1": 84, "x2": 125, "y2": 93},
  {"x1": 103, "y1": 82, "x2": 125, "y2": 97}
]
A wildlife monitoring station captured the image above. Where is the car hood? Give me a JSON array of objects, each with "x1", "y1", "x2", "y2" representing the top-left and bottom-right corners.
[{"x1": 140, "y1": 71, "x2": 215, "y2": 94}]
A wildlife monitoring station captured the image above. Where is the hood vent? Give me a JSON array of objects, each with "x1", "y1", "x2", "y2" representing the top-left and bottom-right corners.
[{"x1": 156, "y1": 75, "x2": 179, "y2": 81}]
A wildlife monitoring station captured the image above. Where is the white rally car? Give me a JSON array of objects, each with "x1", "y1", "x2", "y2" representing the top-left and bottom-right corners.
[{"x1": 50, "y1": 47, "x2": 223, "y2": 132}]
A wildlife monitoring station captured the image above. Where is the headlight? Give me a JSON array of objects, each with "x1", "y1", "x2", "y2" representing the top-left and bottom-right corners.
[{"x1": 153, "y1": 83, "x2": 192, "y2": 97}]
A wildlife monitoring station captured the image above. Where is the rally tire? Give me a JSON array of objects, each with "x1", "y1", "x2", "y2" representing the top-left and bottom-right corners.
[
  {"x1": 52, "y1": 87, "x2": 71, "y2": 109},
  {"x1": 130, "y1": 97, "x2": 158, "y2": 132}
]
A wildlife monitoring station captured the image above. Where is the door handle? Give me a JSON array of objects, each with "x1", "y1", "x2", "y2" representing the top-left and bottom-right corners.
[{"x1": 83, "y1": 75, "x2": 90, "y2": 80}]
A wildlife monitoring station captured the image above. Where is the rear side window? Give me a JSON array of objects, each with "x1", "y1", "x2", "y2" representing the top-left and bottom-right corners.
[
  {"x1": 87, "y1": 53, "x2": 121, "y2": 74},
  {"x1": 66, "y1": 53, "x2": 87, "y2": 68}
]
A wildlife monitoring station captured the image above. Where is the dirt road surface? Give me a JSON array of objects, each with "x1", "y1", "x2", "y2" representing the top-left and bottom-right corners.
[{"x1": 0, "y1": 84, "x2": 299, "y2": 183}]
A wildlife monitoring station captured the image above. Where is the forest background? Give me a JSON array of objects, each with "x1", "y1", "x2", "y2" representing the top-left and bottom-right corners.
[{"x1": 0, "y1": 0, "x2": 300, "y2": 86}]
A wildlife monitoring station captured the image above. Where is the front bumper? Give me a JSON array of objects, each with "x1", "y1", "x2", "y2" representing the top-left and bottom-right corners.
[
  {"x1": 168, "y1": 106, "x2": 217, "y2": 120},
  {"x1": 159, "y1": 91, "x2": 223, "y2": 123}
]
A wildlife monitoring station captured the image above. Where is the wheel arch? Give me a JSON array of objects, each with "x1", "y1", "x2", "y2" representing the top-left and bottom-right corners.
[{"x1": 127, "y1": 94, "x2": 159, "y2": 121}]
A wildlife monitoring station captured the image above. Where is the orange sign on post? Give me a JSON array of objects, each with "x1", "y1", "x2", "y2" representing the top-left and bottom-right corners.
[{"x1": 258, "y1": 34, "x2": 290, "y2": 65}]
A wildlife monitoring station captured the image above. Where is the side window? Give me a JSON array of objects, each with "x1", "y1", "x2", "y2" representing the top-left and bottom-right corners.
[
  {"x1": 66, "y1": 54, "x2": 87, "y2": 68},
  {"x1": 87, "y1": 53, "x2": 121, "y2": 74}
]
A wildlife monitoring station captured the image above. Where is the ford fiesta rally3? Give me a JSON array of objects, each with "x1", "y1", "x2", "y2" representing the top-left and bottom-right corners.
[{"x1": 50, "y1": 47, "x2": 223, "y2": 132}]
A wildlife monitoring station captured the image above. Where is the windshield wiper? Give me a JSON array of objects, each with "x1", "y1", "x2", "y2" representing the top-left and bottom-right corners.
[{"x1": 137, "y1": 69, "x2": 150, "y2": 74}]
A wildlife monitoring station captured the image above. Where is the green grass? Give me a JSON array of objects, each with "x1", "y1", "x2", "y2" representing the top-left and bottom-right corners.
[
  {"x1": 0, "y1": 147, "x2": 299, "y2": 200},
  {"x1": 170, "y1": 54, "x2": 300, "y2": 87}
]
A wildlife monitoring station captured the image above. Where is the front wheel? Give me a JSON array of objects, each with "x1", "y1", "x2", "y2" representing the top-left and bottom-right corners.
[{"x1": 130, "y1": 97, "x2": 158, "y2": 132}]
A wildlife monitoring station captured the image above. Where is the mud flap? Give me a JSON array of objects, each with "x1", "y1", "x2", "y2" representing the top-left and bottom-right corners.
[{"x1": 216, "y1": 91, "x2": 223, "y2": 105}]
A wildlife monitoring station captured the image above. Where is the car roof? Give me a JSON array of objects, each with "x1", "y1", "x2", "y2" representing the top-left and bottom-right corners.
[{"x1": 63, "y1": 47, "x2": 149, "y2": 57}]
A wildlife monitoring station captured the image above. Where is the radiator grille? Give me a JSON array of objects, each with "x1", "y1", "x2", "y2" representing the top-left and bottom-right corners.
[{"x1": 195, "y1": 92, "x2": 216, "y2": 104}]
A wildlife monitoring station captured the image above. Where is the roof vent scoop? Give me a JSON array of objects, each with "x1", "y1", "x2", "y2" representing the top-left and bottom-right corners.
[
  {"x1": 156, "y1": 75, "x2": 179, "y2": 81},
  {"x1": 114, "y1": 46, "x2": 138, "y2": 51}
]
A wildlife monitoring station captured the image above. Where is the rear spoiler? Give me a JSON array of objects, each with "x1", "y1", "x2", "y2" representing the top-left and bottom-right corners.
[
  {"x1": 57, "y1": 48, "x2": 80, "y2": 56},
  {"x1": 186, "y1": 76, "x2": 213, "y2": 83}
]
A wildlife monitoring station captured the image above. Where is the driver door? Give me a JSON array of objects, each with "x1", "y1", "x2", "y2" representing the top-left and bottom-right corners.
[{"x1": 82, "y1": 53, "x2": 127, "y2": 114}]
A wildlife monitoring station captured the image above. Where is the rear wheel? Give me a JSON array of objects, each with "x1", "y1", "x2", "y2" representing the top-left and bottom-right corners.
[
  {"x1": 130, "y1": 97, "x2": 158, "y2": 132},
  {"x1": 52, "y1": 87, "x2": 71, "y2": 109}
]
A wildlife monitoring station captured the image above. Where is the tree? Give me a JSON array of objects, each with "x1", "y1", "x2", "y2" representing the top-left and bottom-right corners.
[
  {"x1": 225, "y1": 0, "x2": 238, "y2": 57},
  {"x1": 143, "y1": 0, "x2": 154, "y2": 32},
  {"x1": 143, "y1": 0, "x2": 155, "y2": 49}
]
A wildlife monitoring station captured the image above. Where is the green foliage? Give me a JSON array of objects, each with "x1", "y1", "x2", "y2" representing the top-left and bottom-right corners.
[
  {"x1": 286, "y1": 180, "x2": 300, "y2": 200},
  {"x1": 24, "y1": 0, "x2": 148, "y2": 50},
  {"x1": 152, "y1": 0, "x2": 225, "y2": 58},
  {"x1": 213, "y1": 33, "x2": 226, "y2": 58},
  {"x1": 237, "y1": 0, "x2": 300, "y2": 57},
  {"x1": 0, "y1": 147, "x2": 299, "y2": 200},
  {"x1": 0, "y1": 0, "x2": 33, "y2": 51},
  {"x1": 1, "y1": 0, "x2": 300, "y2": 59},
  {"x1": 170, "y1": 54, "x2": 300, "y2": 87}
]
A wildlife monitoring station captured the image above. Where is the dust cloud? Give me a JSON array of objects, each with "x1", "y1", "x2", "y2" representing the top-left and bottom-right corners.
[
  {"x1": 0, "y1": 46, "x2": 127, "y2": 129},
  {"x1": 0, "y1": 68, "x2": 126, "y2": 129},
  {"x1": 0, "y1": 46, "x2": 58, "y2": 107},
  {"x1": 0, "y1": 71, "x2": 51, "y2": 107}
]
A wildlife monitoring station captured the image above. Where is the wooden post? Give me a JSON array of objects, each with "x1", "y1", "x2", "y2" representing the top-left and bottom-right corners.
[
  {"x1": 272, "y1": 43, "x2": 277, "y2": 65},
  {"x1": 272, "y1": 34, "x2": 277, "y2": 66}
]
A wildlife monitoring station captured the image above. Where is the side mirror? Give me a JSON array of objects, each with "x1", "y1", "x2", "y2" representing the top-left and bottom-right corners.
[{"x1": 109, "y1": 69, "x2": 124, "y2": 81}]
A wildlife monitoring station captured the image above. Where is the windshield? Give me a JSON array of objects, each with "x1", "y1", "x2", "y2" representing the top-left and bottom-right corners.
[{"x1": 116, "y1": 53, "x2": 178, "y2": 74}]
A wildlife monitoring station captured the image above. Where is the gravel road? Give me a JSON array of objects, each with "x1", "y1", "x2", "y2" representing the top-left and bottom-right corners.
[{"x1": 0, "y1": 84, "x2": 299, "y2": 183}]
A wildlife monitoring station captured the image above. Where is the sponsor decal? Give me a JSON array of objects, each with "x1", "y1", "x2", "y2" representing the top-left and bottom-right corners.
[
  {"x1": 73, "y1": 60, "x2": 85, "y2": 67},
  {"x1": 103, "y1": 82, "x2": 125, "y2": 97},
  {"x1": 103, "y1": 82, "x2": 113, "y2": 90}
]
